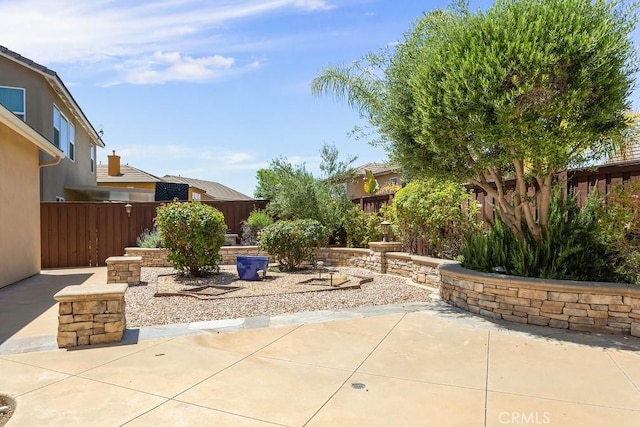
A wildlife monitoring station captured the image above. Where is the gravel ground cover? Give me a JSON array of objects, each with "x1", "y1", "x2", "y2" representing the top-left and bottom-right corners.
[{"x1": 126, "y1": 266, "x2": 434, "y2": 327}]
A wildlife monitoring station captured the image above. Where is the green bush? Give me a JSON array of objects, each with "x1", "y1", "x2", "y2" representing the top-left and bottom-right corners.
[
  {"x1": 258, "y1": 219, "x2": 328, "y2": 271},
  {"x1": 597, "y1": 183, "x2": 640, "y2": 284},
  {"x1": 392, "y1": 178, "x2": 480, "y2": 258},
  {"x1": 155, "y1": 201, "x2": 226, "y2": 276},
  {"x1": 342, "y1": 206, "x2": 383, "y2": 248},
  {"x1": 461, "y1": 191, "x2": 623, "y2": 282},
  {"x1": 241, "y1": 209, "x2": 274, "y2": 245},
  {"x1": 136, "y1": 228, "x2": 163, "y2": 248}
]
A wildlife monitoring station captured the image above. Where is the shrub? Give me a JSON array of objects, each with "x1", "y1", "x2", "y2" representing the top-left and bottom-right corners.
[
  {"x1": 598, "y1": 183, "x2": 640, "y2": 284},
  {"x1": 155, "y1": 201, "x2": 226, "y2": 276},
  {"x1": 240, "y1": 209, "x2": 274, "y2": 245},
  {"x1": 342, "y1": 206, "x2": 382, "y2": 248},
  {"x1": 392, "y1": 178, "x2": 479, "y2": 258},
  {"x1": 136, "y1": 228, "x2": 163, "y2": 248},
  {"x1": 461, "y1": 191, "x2": 623, "y2": 282},
  {"x1": 258, "y1": 219, "x2": 328, "y2": 271}
]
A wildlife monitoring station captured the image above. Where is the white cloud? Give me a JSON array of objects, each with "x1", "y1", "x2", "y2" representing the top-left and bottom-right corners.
[
  {"x1": 112, "y1": 51, "x2": 236, "y2": 85},
  {"x1": 293, "y1": 0, "x2": 334, "y2": 11},
  {"x1": 0, "y1": 0, "x2": 333, "y2": 84}
]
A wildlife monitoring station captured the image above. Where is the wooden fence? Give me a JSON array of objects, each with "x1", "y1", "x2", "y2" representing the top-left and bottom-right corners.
[
  {"x1": 353, "y1": 194, "x2": 395, "y2": 213},
  {"x1": 352, "y1": 161, "x2": 640, "y2": 256},
  {"x1": 470, "y1": 161, "x2": 640, "y2": 225},
  {"x1": 41, "y1": 200, "x2": 268, "y2": 268}
]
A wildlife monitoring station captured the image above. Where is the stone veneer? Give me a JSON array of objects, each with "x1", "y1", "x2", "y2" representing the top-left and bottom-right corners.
[
  {"x1": 124, "y1": 247, "x2": 272, "y2": 267},
  {"x1": 124, "y1": 248, "x2": 171, "y2": 267},
  {"x1": 440, "y1": 263, "x2": 640, "y2": 337},
  {"x1": 106, "y1": 256, "x2": 141, "y2": 284},
  {"x1": 53, "y1": 283, "x2": 127, "y2": 348}
]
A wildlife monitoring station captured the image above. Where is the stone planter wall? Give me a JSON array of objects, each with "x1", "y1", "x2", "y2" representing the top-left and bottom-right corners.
[
  {"x1": 314, "y1": 247, "x2": 370, "y2": 267},
  {"x1": 53, "y1": 283, "x2": 127, "y2": 348},
  {"x1": 220, "y1": 246, "x2": 271, "y2": 265},
  {"x1": 106, "y1": 256, "x2": 141, "y2": 284},
  {"x1": 124, "y1": 248, "x2": 171, "y2": 267},
  {"x1": 440, "y1": 263, "x2": 640, "y2": 337},
  {"x1": 386, "y1": 253, "x2": 446, "y2": 285},
  {"x1": 125, "y1": 246, "x2": 271, "y2": 267}
]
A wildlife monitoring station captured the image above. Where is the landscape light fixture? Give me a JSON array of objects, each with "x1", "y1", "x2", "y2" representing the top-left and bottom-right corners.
[{"x1": 380, "y1": 221, "x2": 391, "y2": 242}]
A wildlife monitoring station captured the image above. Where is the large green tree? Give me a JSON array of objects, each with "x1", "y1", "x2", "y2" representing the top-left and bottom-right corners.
[{"x1": 313, "y1": 0, "x2": 637, "y2": 241}]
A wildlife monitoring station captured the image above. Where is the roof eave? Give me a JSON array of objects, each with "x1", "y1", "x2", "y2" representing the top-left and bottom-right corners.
[{"x1": 0, "y1": 106, "x2": 64, "y2": 158}]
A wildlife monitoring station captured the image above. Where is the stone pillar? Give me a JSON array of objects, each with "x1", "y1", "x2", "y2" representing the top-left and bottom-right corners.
[
  {"x1": 106, "y1": 256, "x2": 142, "y2": 284},
  {"x1": 368, "y1": 242, "x2": 403, "y2": 273},
  {"x1": 53, "y1": 283, "x2": 128, "y2": 348}
]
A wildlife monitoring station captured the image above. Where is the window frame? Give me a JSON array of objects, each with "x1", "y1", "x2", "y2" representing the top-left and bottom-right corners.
[
  {"x1": 90, "y1": 145, "x2": 96, "y2": 173},
  {"x1": 0, "y1": 85, "x2": 26, "y2": 120},
  {"x1": 53, "y1": 105, "x2": 74, "y2": 160},
  {"x1": 68, "y1": 122, "x2": 75, "y2": 161}
]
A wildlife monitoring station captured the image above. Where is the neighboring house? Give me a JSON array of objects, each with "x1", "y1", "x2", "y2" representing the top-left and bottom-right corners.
[
  {"x1": 163, "y1": 175, "x2": 253, "y2": 201},
  {"x1": 0, "y1": 105, "x2": 64, "y2": 287},
  {"x1": 605, "y1": 140, "x2": 640, "y2": 164},
  {"x1": 0, "y1": 45, "x2": 104, "y2": 201},
  {"x1": 345, "y1": 162, "x2": 402, "y2": 199},
  {"x1": 96, "y1": 151, "x2": 252, "y2": 201}
]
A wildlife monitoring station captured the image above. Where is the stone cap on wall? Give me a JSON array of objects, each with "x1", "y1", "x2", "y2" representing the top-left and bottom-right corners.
[
  {"x1": 386, "y1": 252, "x2": 456, "y2": 268},
  {"x1": 54, "y1": 283, "x2": 128, "y2": 302},
  {"x1": 107, "y1": 256, "x2": 142, "y2": 263},
  {"x1": 440, "y1": 263, "x2": 640, "y2": 297}
]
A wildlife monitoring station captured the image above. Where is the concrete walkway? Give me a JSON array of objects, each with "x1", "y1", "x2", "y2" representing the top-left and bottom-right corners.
[{"x1": 1, "y1": 269, "x2": 640, "y2": 426}]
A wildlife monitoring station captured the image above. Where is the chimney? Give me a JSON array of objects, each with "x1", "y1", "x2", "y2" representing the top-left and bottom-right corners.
[{"x1": 108, "y1": 150, "x2": 121, "y2": 176}]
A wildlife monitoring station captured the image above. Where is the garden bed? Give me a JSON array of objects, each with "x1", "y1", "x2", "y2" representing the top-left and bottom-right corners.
[{"x1": 126, "y1": 266, "x2": 434, "y2": 327}]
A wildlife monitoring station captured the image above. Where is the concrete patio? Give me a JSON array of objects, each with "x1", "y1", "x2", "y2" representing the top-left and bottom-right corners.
[{"x1": 1, "y1": 268, "x2": 639, "y2": 426}]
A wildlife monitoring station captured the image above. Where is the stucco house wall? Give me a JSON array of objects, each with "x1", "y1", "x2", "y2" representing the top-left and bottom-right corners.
[
  {"x1": 0, "y1": 107, "x2": 63, "y2": 288},
  {"x1": 347, "y1": 171, "x2": 402, "y2": 199},
  {"x1": 0, "y1": 46, "x2": 103, "y2": 201}
]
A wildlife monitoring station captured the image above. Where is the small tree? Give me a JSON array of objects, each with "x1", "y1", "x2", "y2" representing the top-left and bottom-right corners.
[
  {"x1": 155, "y1": 201, "x2": 226, "y2": 276},
  {"x1": 259, "y1": 219, "x2": 328, "y2": 271},
  {"x1": 240, "y1": 209, "x2": 274, "y2": 245}
]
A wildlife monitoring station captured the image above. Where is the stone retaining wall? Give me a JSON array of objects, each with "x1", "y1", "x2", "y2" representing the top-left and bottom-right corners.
[
  {"x1": 220, "y1": 246, "x2": 271, "y2": 264},
  {"x1": 53, "y1": 283, "x2": 128, "y2": 348},
  {"x1": 386, "y1": 253, "x2": 446, "y2": 285},
  {"x1": 124, "y1": 248, "x2": 171, "y2": 267},
  {"x1": 440, "y1": 263, "x2": 640, "y2": 337}
]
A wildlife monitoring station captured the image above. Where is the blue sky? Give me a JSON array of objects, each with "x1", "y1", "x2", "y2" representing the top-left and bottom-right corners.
[{"x1": 1, "y1": 0, "x2": 638, "y2": 197}]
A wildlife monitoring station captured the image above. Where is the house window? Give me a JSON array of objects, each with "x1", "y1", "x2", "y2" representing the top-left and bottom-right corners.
[
  {"x1": 337, "y1": 183, "x2": 348, "y2": 196},
  {"x1": 53, "y1": 106, "x2": 73, "y2": 157},
  {"x1": 192, "y1": 192, "x2": 201, "y2": 201},
  {"x1": 389, "y1": 177, "x2": 399, "y2": 186},
  {"x1": 0, "y1": 86, "x2": 25, "y2": 120},
  {"x1": 90, "y1": 146, "x2": 96, "y2": 173},
  {"x1": 69, "y1": 123, "x2": 75, "y2": 161}
]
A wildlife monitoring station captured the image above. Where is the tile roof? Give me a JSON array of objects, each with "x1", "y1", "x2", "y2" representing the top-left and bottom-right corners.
[
  {"x1": 353, "y1": 162, "x2": 400, "y2": 176},
  {"x1": 96, "y1": 164, "x2": 164, "y2": 183},
  {"x1": 606, "y1": 141, "x2": 640, "y2": 164},
  {"x1": 163, "y1": 175, "x2": 253, "y2": 201}
]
